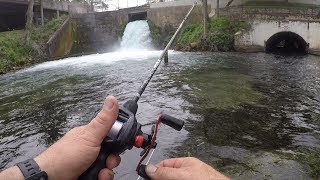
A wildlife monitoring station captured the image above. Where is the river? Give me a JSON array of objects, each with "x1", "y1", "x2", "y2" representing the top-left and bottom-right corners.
[{"x1": 0, "y1": 51, "x2": 319, "y2": 179}]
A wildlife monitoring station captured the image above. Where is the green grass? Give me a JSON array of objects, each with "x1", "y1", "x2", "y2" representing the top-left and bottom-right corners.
[
  {"x1": 242, "y1": 1, "x2": 320, "y2": 9},
  {"x1": 0, "y1": 31, "x2": 35, "y2": 73},
  {"x1": 32, "y1": 15, "x2": 67, "y2": 42},
  {"x1": 0, "y1": 16, "x2": 67, "y2": 74},
  {"x1": 175, "y1": 17, "x2": 250, "y2": 51}
]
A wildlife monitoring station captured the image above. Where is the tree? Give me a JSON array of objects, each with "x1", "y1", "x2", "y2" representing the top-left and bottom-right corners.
[
  {"x1": 40, "y1": 0, "x2": 44, "y2": 26},
  {"x1": 216, "y1": 0, "x2": 220, "y2": 17},
  {"x1": 202, "y1": 0, "x2": 208, "y2": 39},
  {"x1": 25, "y1": 0, "x2": 34, "y2": 44}
]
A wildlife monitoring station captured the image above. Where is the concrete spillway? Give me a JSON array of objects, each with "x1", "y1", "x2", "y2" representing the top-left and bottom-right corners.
[{"x1": 120, "y1": 20, "x2": 153, "y2": 50}]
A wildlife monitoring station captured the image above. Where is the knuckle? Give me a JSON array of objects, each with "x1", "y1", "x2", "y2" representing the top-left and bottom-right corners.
[{"x1": 186, "y1": 157, "x2": 198, "y2": 161}]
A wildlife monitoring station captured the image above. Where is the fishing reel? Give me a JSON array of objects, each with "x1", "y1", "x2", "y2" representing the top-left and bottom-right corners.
[{"x1": 79, "y1": 99, "x2": 184, "y2": 180}]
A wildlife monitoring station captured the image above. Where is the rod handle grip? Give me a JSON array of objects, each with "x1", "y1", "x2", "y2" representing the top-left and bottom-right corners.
[
  {"x1": 78, "y1": 144, "x2": 112, "y2": 180},
  {"x1": 161, "y1": 114, "x2": 184, "y2": 131}
]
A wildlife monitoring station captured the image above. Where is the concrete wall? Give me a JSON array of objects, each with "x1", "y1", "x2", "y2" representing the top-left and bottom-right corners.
[
  {"x1": 0, "y1": 0, "x2": 91, "y2": 13},
  {"x1": 46, "y1": 17, "x2": 75, "y2": 58},
  {"x1": 220, "y1": 6, "x2": 320, "y2": 22},
  {"x1": 289, "y1": 0, "x2": 320, "y2": 5},
  {"x1": 150, "y1": 0, "x2": 198, "y2": 8},
  {"x1": 71, "y1": 12, "x2": 120, "y2": 54},
  {"x1": 148, "y1": 5, "x2": 205, "y2": 29},
  {"x1": 40, "y1": 0, "x2": 91, "y2": 13},
  {"x1": 222, "y1": 6, "x2": 320, "y2": 54},
  {"x1": 235, "y1": 20, "x2": 320, "y2": 53},
  {"x1": 152, "y1": 0, "x2": 320, "y2": 10},
  {"x1": 70, "y1": 4, "x2": 204, "y2": 54}
]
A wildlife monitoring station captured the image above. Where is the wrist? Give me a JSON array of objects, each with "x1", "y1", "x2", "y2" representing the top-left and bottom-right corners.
[
  {"x1": 34, "y1": 152, "x2": 55, "y2": 179},
  {"x1": 0, "y1": 166, "x2": 24, "y2": 180}
]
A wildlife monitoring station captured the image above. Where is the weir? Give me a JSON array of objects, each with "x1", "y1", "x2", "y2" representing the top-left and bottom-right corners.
[{"x1": 120, "y1": 20, "x2": 153, "y2": 50}]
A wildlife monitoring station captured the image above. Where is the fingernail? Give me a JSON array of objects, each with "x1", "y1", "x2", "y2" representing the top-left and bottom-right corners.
[
  {"x1": 146, "y1": 164, "x2": 157, "y2": 174},
  {"x1": 105, "y1": 97, "x2": 114, "y2": 110}
]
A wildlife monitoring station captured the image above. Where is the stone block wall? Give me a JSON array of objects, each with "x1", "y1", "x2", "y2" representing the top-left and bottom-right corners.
[
  {"x1": 148, "y1": 5, "x2": 206, "y2": 30},
  {"x1": 219, "y1": 6, "x2": 320, "y2": 22}
]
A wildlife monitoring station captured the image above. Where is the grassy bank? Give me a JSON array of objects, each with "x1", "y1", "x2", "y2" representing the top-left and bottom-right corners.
[
  {"x1": 0, "y1": 16, "x2": 67, "y2": 74},
  {"x1": 174, "y1": 17, "x2": 250, "y2": 52}
]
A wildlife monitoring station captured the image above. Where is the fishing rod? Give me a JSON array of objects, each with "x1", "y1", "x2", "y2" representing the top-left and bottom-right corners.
[
  {"x1": 133, "y1": 1, "x2": 197, "y2": 103},
  {"x1": 79, "y1": 2, "x2": 197, "y2": 180}
]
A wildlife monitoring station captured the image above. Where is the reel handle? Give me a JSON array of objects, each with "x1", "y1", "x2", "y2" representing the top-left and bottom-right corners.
[
  {"x1": 137, "y1": 164, "x2": 151, "y2": 180},
  {"x1": 161, "y1": 114, "x2": 184, "y2": 131},
  {"x1": 78, "y1": 142, "x2": 113, "y2": 180}
]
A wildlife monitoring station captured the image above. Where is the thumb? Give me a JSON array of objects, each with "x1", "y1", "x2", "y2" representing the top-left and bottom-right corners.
[
  {"x1": 86, "y1": 96, "x2": 119, "y2": 143},
  {"x1": 146, "y1": 164, "x2": 184, "y2": 180}
]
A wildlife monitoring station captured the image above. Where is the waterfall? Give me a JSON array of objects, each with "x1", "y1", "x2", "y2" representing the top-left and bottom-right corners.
[{"x1": 120, "y1": 20, "x2": 153, "y2": 50}]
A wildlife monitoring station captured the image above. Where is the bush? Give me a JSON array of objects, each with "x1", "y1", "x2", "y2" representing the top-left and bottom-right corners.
[{"x1": 174, "y1": 17, "x2": 250, "y2": 51}]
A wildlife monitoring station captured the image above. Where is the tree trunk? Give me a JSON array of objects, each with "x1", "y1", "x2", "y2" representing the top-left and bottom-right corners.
[
  {"x1": 25, "y1": 0, "x2": 34, "y2": 44},
  {"x1": 40, "y1": 0, "x2": 44, "y2": 26},
  {"x1": 216, "y1": 0, "x2": 220, "y2": 17},
  {"x1": 203, "y1": 0, "x2": 208, "y2": 39}
]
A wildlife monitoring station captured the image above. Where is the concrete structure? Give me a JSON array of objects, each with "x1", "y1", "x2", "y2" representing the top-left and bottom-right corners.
[
  {"x1": 66, "y1": 0, "x2": 320, "y2": 55},
  {"x1": 71, "y1": 4, "x2": 205, "y2": 53},
  {"x1": 156, "y1": 0, "x2": 320, "y2": 7},
  {"x1": 148, "y1": 4, "x2": 204, "y2": 29},
  {"x1": 0, "y1": 0, "x2": 90, "y2": 31},
  {"x1": 235, "y1": 21, "x2": 320, "y2": 54},
  {"x1": 217, "y1": 6, "x2": 320, "y2": 54},
  {"x1": 71, "y1": 6, "x2": 151, "y2": 54},
  {"x1": 47, "y1": 17, "x2": 75, "y2": 59},
  {"x1": 0, "y1": 0, "x2": 90, "y2": 12}
]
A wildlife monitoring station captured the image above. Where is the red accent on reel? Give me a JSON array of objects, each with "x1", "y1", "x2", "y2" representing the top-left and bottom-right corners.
[{"x1": 135, "y1": 135, "x2": 144, "y2": 148}]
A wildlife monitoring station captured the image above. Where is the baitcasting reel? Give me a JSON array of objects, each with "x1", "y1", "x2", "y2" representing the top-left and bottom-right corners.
[{"x1": 79, "y1": 99, "x2": 184, "y2": 180}]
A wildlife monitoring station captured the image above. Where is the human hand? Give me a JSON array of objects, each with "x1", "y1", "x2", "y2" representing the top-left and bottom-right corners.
[
  {"x1": 145, "y1": 157, "x2": 229, "y2": 180},
  {"x1": 34, "y1": 96, "x2": 121, "y2": 180}
]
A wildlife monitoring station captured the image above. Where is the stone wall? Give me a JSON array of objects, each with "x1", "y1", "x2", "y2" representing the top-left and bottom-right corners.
[
  {"x1": 220, "y1": 6, "x2": 320, "y2": 22},
  {"x1": 148, "y1": 5, "x2": 206, "y2": 29}
]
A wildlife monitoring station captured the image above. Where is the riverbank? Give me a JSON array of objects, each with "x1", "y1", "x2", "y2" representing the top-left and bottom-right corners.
[
  {"x1": 173, "y1": 17, "x2": 250, "y2": 52},
  {"x1": 0, "y1": 16, "x2": 67, "y2": 74}
]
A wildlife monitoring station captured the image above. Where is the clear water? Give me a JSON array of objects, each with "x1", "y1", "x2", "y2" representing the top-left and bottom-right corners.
[{"x1": 0, "y1": 52, "x2": 319, "y2": 179}]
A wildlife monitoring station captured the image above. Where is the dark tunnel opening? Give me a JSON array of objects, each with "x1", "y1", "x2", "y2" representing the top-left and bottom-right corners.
[
  {"x1": 128, "y1": 12, "x2": 147, "y2": 22},
  {"x1": 0, "y1": 3, "x2": 27, "y2": 32},
  {"x1": 265, "y1": 31, "x2": 308, "y2": 55}
]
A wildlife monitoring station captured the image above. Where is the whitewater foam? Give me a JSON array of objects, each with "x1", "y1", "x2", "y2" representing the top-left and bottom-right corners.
[{"x1": 120, "y1": 20, "x2": 153, "y2": 50}]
